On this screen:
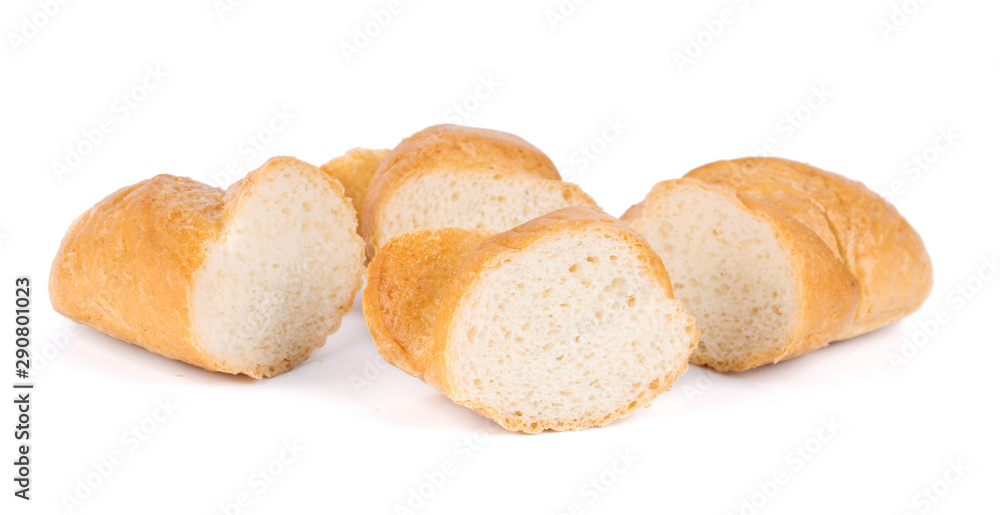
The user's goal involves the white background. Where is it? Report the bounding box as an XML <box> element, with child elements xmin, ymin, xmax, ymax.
<box><xmin>2</xmin><ymin>0</ymin><xmax>998</xmax><ymax>513</ymax></box>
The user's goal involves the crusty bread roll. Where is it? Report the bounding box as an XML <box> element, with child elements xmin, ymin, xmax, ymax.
<box><xmin>321</xmin><ymin>148</ymin><xmax>389</xmax><ymax>218</ymax></box>
<box><xmin>360</xmin><ymin>124</ymin><xmax>599</xmax><ymax>258</ymax></box>
<box><xmin>363</xmin><ymin>206</ymin><xmax>699</xmax><ymax>432</ymax></box>
<box><xmin>49</xmin><ymin>157</ymin><xmax>366</xmax><ymax>378</ymax></box>
<box><xmin>622</xmin><ymin>158</ymin><xmax>932</xmax><ymax>371</ymax></box>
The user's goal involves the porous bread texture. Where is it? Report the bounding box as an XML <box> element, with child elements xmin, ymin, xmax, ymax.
<box><xmin>373</xmin><ymin>171</ymin><xmax>595</xmax><ymax>255</ymax></box>
<box><xmin>447</xmin><ymin>229</ymin><xmax>696</xmax><ymax>431</ymax></box>
<box><xmin>684</xmin><ymin>157</ymin><xmax>933</xmax><ymax>338</ymax></box>
<box><xmin>363</xmin><ymin>206</ymin><xmax>700</xmax><ymax>432</ymax></box>
<box><xmin>622</xmin><ymin>158</ymin><xmax>932</xmax><ymax>371</ymax></box>
<box><xmin>624</xmin><ymin>181</ymin><xmax>795</xmax><ymax>369</ymax></box>
<box><xmin>320</xmin><ymin>148</ymin><xmax>389</xmax><ymax>218</ymax></box>
<box><xmin>49</xmin><ymin>157</ymin><xmax>365</xmax><ymax>378</ymax></box>
<box><xmin>623</xmin><ymin>179</ymin><xmax>855</xmax><ymax>371</ymax></box>
<box><xmin>360</xmin><ymin>124</ymin><xmax>598</xmax><ymax>258</ymax></box>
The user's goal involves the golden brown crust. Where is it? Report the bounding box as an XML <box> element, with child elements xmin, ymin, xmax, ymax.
<box><xmin>49</xmin><ymin>156</ymin><xmax>360</xmax><ymax>378</ymax></box>
<box><xmin>360</xmin><ymin>124</ymin><xmax>579</xmax><ymax>256</ymax></box>
<box><xmin>726</xmin><ymin>194</ymin><xmax>859</xmax><ymax>370</ymax></box>
<box><xmin>320</xmin><ymin>148</ymin><xmax>389</xmax><ymax>218</ymax></box>
<box><xmin>362</xmin><ymin>228</ymin><xmax>490</xmax><ymax>377</ymax></box>
<box><xmin>685</xmin><ymin>158</ymin><xmax>933</xmax><ymax>337</ymax></box>
<box><xmin>363</xmin><ymin>206</ymin><xmax>698</xmax><ymax>432</ymax></box>
<box><xmin>49</xmin><ymin>175</ymin><xmax>224</xmax><ymax>371</ymax></box>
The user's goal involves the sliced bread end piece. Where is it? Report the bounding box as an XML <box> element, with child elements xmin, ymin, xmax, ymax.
<box><xmin>622</xmin><ymin>179</ymin><xmax>858</xmax><ymax>372</ymax></box>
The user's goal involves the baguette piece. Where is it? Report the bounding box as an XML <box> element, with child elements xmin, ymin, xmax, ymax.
<box><xmin>622</xmin><ymin>158</ymin><xmax>932</xmax><ymax>371</ymax></box>
<box><xmin>684</xmin><ymin>158</ymin><xmax>933</xmax><ymax>338</ymax></box>
<box><xmin>364</xmin><ymin>206</ymin><xmax>699</xmax><ymax>432</ymax></box>
<box><xmin>49</xmin><ymin>157</ymin><xmax>366</xmax><ymax>378</ymax></box>
<box><xmin>360</xmin><ymin>124</ymin><xmax>599</xmax><ymax>258</ymax></box>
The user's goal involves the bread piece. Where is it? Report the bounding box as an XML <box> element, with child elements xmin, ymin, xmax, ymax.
<box><xmin>684</xmin><ymin>157</ymin><xmax>933</xmax><ymax>338</ymax></box>
<box><xmin>622</xmin><ymin>179</ymin><xmax>859</xmax><ymax>371</ymax></box>
<box><xmin>360</xmin><ymin>124</ymin><xmax>599</xmax><ymax>258</ymax></box>
<box><xmin>49</xmin><ymin>156</ymin><xmax>366</xmax><ymax>378</ymax></box>
<box><xmin>622</xmin><ymin>158</ymin><xmax>932</xmax><ymax>371</ymax></box>
<box><xmin>320</xmin><ymin>148</ymin><xmax>389</xmax><ymax>217</ymax></box>
<box><xmin>364</xmin><ymin>206</ymin><xmax>699</xmax><ymax>432</ymax></box>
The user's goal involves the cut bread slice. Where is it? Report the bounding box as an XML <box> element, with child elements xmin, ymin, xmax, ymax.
<box><xmin>622</xmin><ymin>179</ymin><xmax>860</xmax><ymax>371</ymax></box>
<box><xmin>320</xmin><ymin>147</ymin><xmax>389</xmax><ymax>219</ymax></box>
<box><xmin>360</xmin><ymin>124</ymin><xmax>598</xmax><ymax>258</ymax></box>
<box><xmin>684</xmin><ymin>157</ymin><xmax>933</xmax><ymax>338</ymax></box>
<box><xmin>623</xmin><ymin>156</ymin><xmax>933</xmax><ymax>371</ymax></box>
<box><xmin>49</xmin><ymin>156</ymin><xmax>366</xmax><ymax>378</ymax></box>
<box><xmin>364</xmin><ymin>206</ymin><xmax>699</xmax><ymax>432</ymax></box>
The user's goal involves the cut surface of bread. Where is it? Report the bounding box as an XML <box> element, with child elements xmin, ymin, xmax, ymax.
<box><xmin>361</xmin><ymin>124</ymin><xmax>598</xmax><ymax>257</ymax></box>
<box><xmin>320</xmin><ymin>147</ymin><xmax>389</xmax><ymax>218</ymax></box>
<box><xmin>364</xmin><ymin>207</ymin><xmax>699</xmax><ymax>432</ymax></box>
<box><xmin>622</xmin><ymin>158</ymin><xmax>932</xmax><ymax>371</ymax></box>
<box><xmin>684</xmin><ymin>157</ymin><xmax>933</xmax><ymax>338</ymax></box>
<box><xmin>623</xmin><ymin>180</ymin><xmax>857</xmax><ymax>371</ymax></box>
<box><xmin>49</xmin><ymin>157</ymin><xmax>365</xmax><ymax>378</ymax></box>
